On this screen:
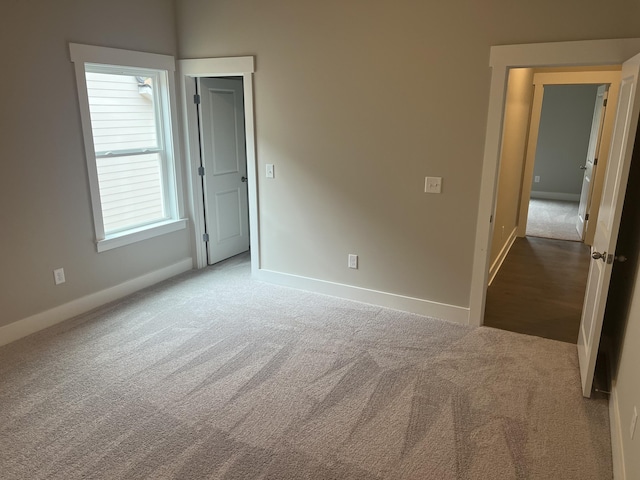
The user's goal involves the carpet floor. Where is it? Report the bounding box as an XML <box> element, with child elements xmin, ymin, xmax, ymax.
<box><xmin>526</xmin><ymin>199</ymin><xmax>581</xmax><ymax>242</ymax></box>
<box><xmin>0</xmin><ymin>254</ymin><xmax>612</xmax><ymax>479</ymax></box>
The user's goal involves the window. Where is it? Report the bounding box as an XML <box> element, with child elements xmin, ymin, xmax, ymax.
<box><xmin>70</xmin><ymin>44</ymin><xmax>186</xmax><ymax>252</ymax></box>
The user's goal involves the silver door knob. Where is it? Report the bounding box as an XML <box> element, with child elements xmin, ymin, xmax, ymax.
<box><xmin>579</xmin><ymin>165</ymin><xmax>588</xmax><ymax>170</ymax></box>
<box><xmin>592</xmin><ymin>251</ymin><xmax>606</xmax><ymax>261</ymax></box>
<box><xmin>241</xmin><ymin>176</ymin><xmax>248</xmax><ymax>183</ymax></box>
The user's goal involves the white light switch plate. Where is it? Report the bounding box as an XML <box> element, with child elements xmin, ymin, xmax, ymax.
<box><xmin>425</xmin><ymin>176</ymin><xmax>442</xmax><ymax>194</ymax></box>
<box><xmin>266</xmin><ymin>164</ymin><xmax>274</xmax><ymax>178</ymax></box>
<box><xmin>53</xmin><ymin>268</ymin><xmax>66</xmax><ymax>285</ymax></box>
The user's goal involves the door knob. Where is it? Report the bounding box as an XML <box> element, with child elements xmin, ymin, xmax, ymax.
<box><xmin>592</xmin><ymin>251</ymin><xmax>606</xmax><ymax>261</ymax></box>
<box><xmin>241</xmin><ymin>176</ymin><xmax>248</xmax><ymax>183</ymax></box>
<box><xmin>579</xmin><ymin>165</ymin><xmax>588</xmax><ymax>170</ymax></box>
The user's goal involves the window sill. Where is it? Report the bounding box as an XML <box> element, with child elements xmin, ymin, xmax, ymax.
<box><xmin>96</xmin><ymin>218</ymin><xmax>188</xmax><ymax>253</ymax></box>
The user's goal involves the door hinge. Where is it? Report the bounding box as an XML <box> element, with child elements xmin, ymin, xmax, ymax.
<box><xmin>490</xmin><ymin>214</ymin><xmax>493</xmax><ymax>223</ymax></box>
<box><xmin>198</xmin><ymin>166</ymin><xmax>205</xmax><ymax>176</ymax></box>
<box><xmin>585</xmin><ymin>213</ymin><xmax>590</xmax><ymax>221</ymax></box>
<box><xmin>603</xmin><ymin>98</ymin><xmax>608</xmax><ymax>107</ymax></box>
<box><xmin>594</xmin><ymin>158</ymin><xmax>598</xmax><ymax>166</ymax></box>
<box><xmin>203</xmin><ymin>233</ymin><xmax>209</xmax><ymax>242</ymax></box>
<box><xmin>194</xmin><ymin>94</ymin><xmax>201</xmax><ymax>104</ymax></box>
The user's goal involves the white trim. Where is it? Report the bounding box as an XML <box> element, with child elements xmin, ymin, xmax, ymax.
<box><xmin>529</xmin><ymin>191</ymin><xmax>581</xmax><ymax>202</ymax></box>
<box><xmin>0</xmin><ymin>258</ymin><xmax>193</xmax><ymax>347</ymax></box>
<box><xmin>470</xmin><ymin>38</ymin><xmax>640</xmax><ymax>327</ymax></box>
<box><xmin>488</xmin><ymin>227</ymin><xmax>517</xmax><ymax>286</ymax></box>
<box><xmin>69</xmin><ymin>43</ymin><xmax>185</xmax><ymax>251</ymax></box>
<box><xmin>178</xmin><ymin>57</ymin><xmax>259</xmax><ymax>272</ymax></box>
<box><xmin>179</xmin><ymin>56</ymin><xmax>254</xmax><ymax>76</ymax></box>
<box><xmin>69</xmin><ymin>43</ymin><xmax>175</xmax><ymax>71</ymax></box>
<box><xmin>96</xmin><ymin>218</ymin><xmax>188</xmax><ymax>252</ymax></box>
<box><xmin>256</xmin><ymin>269</ymin><xmax>470</xmax><ymax>324</ymax></box>
<box><xmin>609</xmin><ymin>382</ymin><xmax>627</xmax><ymax>480</ymax></box>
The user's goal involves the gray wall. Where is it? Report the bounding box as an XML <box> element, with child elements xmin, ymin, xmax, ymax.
<box><xmin>0</xmin><ymin>0</ymin><xmax>191</xmax><ymax>328</ymax></box>
<box><xmin>532</xmin><ymin>84</ymin><xmax>599</xmax><ymax>197</ymax></box>
<box><xmin>491</xmin><ymin>69</ymin><xmax>534</xmax><ymax>269</ymax></box>
<box><xmin>176</xmin><ymin>0</ymin><xmax>640</xmax><ymax>309</ymax></box>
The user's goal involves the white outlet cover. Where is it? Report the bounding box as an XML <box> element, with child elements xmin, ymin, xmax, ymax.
<box><xmin>348</xmin><ymin>254</ymin><xmax>358</xmax><ymax>269</ymax></box>
<box><xmin>424</xmin><ymin>176</ymin><xmax>442</xmax><ymax>194</ymax></box>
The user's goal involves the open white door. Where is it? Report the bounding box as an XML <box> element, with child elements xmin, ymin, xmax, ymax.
<box><xmin>197</xmin><ymin>77</ymin><xmax>250</xmax><ymax>265</ymax></box>
<box><xmin>576</xmin><ymin>85</ymin><xmax>608</xmax><ymax>240</ymax></box>
<box><xmin>578</xmin><ymin>53</ymin><xmax>640</xmax><ymax>397</ymax></box>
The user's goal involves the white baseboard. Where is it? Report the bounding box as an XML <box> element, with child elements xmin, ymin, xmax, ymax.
<box><xmin>610</xmin><ymin>382</ymin><xmax>627</xmax><ymax>480</ymax></box>
<box><xmin>488</xmin><ymin>227</ymin><xmax>517</xmax><ymax>286</ymax></box>
<box><xmin>0</xmin><ymin>258</ymin><xmax>193</xmax><ymax>347</ymax></box>
<box><xmin>255</xmin><ymin>269</ymin><xmax>470</xmax><ymax>324</ymax></box>
<box><xmin>530</xmin><ymin>191</ymin><xmax>580</xmax><ymax>202</ymax></box>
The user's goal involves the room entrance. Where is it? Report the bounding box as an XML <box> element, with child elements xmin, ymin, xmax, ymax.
<box><xmin>485</xmin><ymin>69</ymin><xmax>621</xmax><ymax>345</ymax></box>
<box><xmin>196</xmin><ymin>76</ymin><xmax>250</xmax><ymax>265</ymax></box>
<box><xmin>471</xmin><ymin>40</ymin><xmax>640</xmax><ymax>398</ymax></box>
<box><xmin>179</xmin><ymin>56</ymin><xmax>259</xmax><ymax>273</ymax></box>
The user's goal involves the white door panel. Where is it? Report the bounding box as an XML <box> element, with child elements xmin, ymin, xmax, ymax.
<box><xmin>578</xmin><ymin>54</ymin><xmax>640</xmax><ymax>397</ymax></box>
<box><xmin>198</xmin><ymin>77</ymin><xmax>249</xmax><ymax>264</ymax></box>
<box><xmin>215</xmin><ymin>189</ymin><xmax>243</xmax><ymax>242</ymax></box>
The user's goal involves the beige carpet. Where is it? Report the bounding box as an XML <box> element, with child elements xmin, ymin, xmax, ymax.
<box><xmin>526</xmin><ymin>198</ymin><xmax>581</xmax><ymax>242</ymax></box>
<box><xmin>0</xmin><ymin>254</ymin><xmax>612</xmax><ymax>479</ymax></box>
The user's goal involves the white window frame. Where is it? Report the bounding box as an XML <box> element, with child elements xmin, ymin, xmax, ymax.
<box><xmin>70</xmin><ymin>43</ymin><xmax>186</xmax><ymax>252</ymax></box>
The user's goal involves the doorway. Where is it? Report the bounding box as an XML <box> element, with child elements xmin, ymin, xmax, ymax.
<box><xmin>471</xmin><ymin>40</ymin><xmax>640</xmax><ymax>401</ymax></box>
<box><xmin>178</xmin><ymin>56</ymin><xmax>260</xmax><ymax>273</ymax></box>
<box><xmin>515</xmin><ymin>69</ymin><xmax>621</xmax><ymax>247</ymax></box>
<box><xmin>525</xmin><ymin>84</ymin><xmax>603</xmax><ymax>243</ymax></box>
<box><xmin>196</xmin><ymin>76</ymin><xmax>250</xmax><ymax>265</ymax></box>
<box><xmin>485</xmin><ymin>68</ymin><xmax>621</xmax><ymax>343</ymax></box>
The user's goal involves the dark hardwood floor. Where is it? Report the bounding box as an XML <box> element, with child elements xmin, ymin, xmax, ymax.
<box><xmin>484</xmin><ymin>236</ymin><xmax>591</xmax><ymax>344</ymax></box>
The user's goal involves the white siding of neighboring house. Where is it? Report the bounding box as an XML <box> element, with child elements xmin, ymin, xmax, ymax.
<box><xmin>86</xmin><ymin>72</ymin><xmax>165</xmax><ymax>233</ymax></box>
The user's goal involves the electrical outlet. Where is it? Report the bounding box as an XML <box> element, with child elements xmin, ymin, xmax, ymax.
<box><xmin>348</xmin><ymin>254</ymin><xmax>358</xmax><ymax>269</ymax></box>
<box><xmin>424</xmin><ymin>176</ymin><xmax>442</xmax><ymax>194</ymax></box>
<box><xmin>266</xmin><ymin>164</ymin><xmax>274</xmax><ymax>178</ymax></box>
<box><xmin>631</xmin><ymin>406</ymin><xmax>638</xmax><ymax>440</ymax></box>
<box><xmin>53</xmin><ymin>268</ymin><xmax>66</xmax><ymax>285</ymax></box>
<box><xmin>534</xmin><ymin>175</ymin><xmax>541</xmax><ymax>183</ymax></box>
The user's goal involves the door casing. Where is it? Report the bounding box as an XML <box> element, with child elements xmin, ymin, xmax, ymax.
<box><xmin>178</xmin><ymin>57</ymin><xmax>259</xmax><ymax>272</ymax></box>
<box><xmin>470</xmin><ymin>38</ymin><xmax>640</xmax><ymax>327</ymax></box>
<box><xmin>516</xmin><ymin>70</ymin><xmax>620</xmax><ymax>244</ymax></box>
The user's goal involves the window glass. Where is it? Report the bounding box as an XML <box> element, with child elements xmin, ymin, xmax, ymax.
<box><xmin>84</xmin><ymin>68</ymin><xmax>169</xmax><ymax>235</ymax></box>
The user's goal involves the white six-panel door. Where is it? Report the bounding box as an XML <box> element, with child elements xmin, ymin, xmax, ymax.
<box><xmin>578</xmin><ymin>53</ymin><xmax>640</xmax><ymax>397</ymax></box>
<box><xmin>197</xmin><ymin>77</ymin><xmax>250</xmax><ymax>265</ymax></box>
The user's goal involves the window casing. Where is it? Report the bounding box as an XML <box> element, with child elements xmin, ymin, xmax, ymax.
<box><xmin>70</xmin><ymin>44</ymin><xmax>186</xmax><ymax>252</ymax></box>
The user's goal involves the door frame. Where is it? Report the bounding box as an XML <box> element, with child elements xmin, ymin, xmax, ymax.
<box><xmin>516</xmin><ymin>70</ymin><xmax>620</xmax><ymax>243</ymax></box>
<box><xmin>469</xmin><ymin>39</ymin><xmax>640</xmax><ymax>327</ymax></box>
<box><xmin>178</xmin><ymin>57</ymin><xmax>259</xmax><ymax>272</ymax></box>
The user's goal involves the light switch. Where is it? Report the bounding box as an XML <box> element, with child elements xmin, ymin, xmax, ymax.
<box><xmin>266</xmin><ymin>164</ymin><xmax>274</xmax><ymax>178</ymax></box>
<box><xmin>425</xmin><ymin>176</ymin><xmax>442</xmax><ymax>194</ymax></box>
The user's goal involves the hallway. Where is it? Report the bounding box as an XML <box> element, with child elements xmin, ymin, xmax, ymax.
<box><xmin>484</xmin><ymin>237</ymin><xmax>591</xmax><ymax>343</ymax></box>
